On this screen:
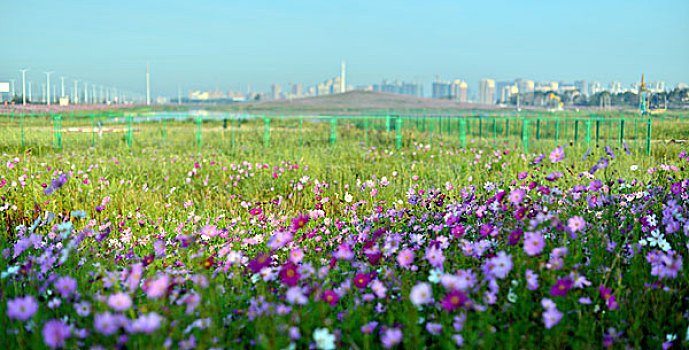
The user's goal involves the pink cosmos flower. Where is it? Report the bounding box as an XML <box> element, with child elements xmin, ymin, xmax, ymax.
<box><xmin>549</xmin><ymin>147</ymin><xmax>565</xmax><ymax>163</ymax></box>
<box><xmin>543</xmin><ymin>307</ymin><xmax>563</xmax><ymax>329</ymax></box>
<box><xmin>524</xmin><ymin>232</ymin><xmax>545</xmax><ymax>256</ymax></box>
<box><xmin>409</xmin><ymin>282</ymin><xmax>433</xmax><ymax>306</ymax></box>
<box><xmin>424</xmin><ymin>246</ymin><xmax>445</xmax><ymax>268</ymax></box>
<box><xmin>567</xmin><ymin>216</ymin><xmax>586</xmax><ymax>233</ymax></box>
<box><xmin>396</xmin><ymin>249</ymin><xmax>414</xmax><ymax>268</ymax></box>
<box><xmin>107</xmin><ymin>293</ymin><xmax>132</xmax><ymax>311</ymax></box>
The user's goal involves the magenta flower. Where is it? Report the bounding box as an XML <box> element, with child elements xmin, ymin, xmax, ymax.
<box><xmin>42</xmin><ymin>319</ymin><xmax>71</xmax><ymax>348</ymax></box>
<box><xmin>550</xmin><ymin>278</ymin><xmax>573</xmax><ymax>297</ymax></box>
<box><xmin>291</xmin><ymin>213</ymin><xmax>310</xmax><ymax>231</ymax></box>
<box><xmin>354</xmin><ymin>273</ymin><xmax>371</xmax><ymax>289</ymax></box>
<box><xmin>441</xmin><ymin>290</ymin><xmax>467</xmax><ymax>311</ymax></box>
<box><xmin>322</xmin><ymin>290</ymin><xmax>339</xmax><ymax>306</ymax></box>
<box><xmin>279</xmin><ymin>263</ymin><xmax>301</xmax><ymax>287</ymax></box>
<box><xmin>7</xmin><ymin>295</ymin><xmax>38</xmax><ymax>321</ymax></box>
<box><xmin>248</xmin><ymin>253</ymin><xmax>272</xmax><ymax>273</ymax></box>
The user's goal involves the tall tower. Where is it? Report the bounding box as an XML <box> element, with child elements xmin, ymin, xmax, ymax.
<box><xmin>146</xmin><ymin>63</ymin><xmax>151</xmax><ymax>105</ymax></box>
<box><xmin>340</xmin><ymin>61</ymin><xmax>346</xmax><ymax>93</ymax></box>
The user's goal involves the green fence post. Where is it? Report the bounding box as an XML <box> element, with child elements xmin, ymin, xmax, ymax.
<box><xmin>263</xmin><ymin>117</ymin><xmax>270</xmax><ymax>147</ymax></box>
<box><xmin>634</xmin><ymin>119</ymin><xmax>638</xmax><ymax>149</ymax></box>
<box><xmin>91</xmin><ymin>113</ymin><xmax>95</xmax><ymax>148</ymax></box>
<box><xmin>364</xmin><ymin>118</ymin><xmax>369</xmax><ymax>145</ymax></box>
<box><xmin>54</xmin><ymin>115</ymin><xmax>62</xmax><ymax>149</ymax></box>
<box><xmin>395</xmin><ymin>117</ymin><xmax>402</xmax><ymax>149</ymax></box>
<box><xmin>127</xmin><ymin>115</ymin><xmax>133</xmax><ymax>148</ymax></box>
<box><xmin>595</xmin><ymin>120</ymin><xmax>600</xmax><ymax>145</ymax></box>
<box><xmin>585</xmin><ymin>120</ymin><xmax>592</xmax><ymax>146</ymax></box>
<box><xmin>196</xmin><ymin>117</ymin><xmax>203</xmax><ymax>150</ymax></box>
<box><xmin>505</xmin><ymin>119</ymin><xmax>510</xmax><ymax>138</ymax></box>
<box><xmin>430</xmin><ymin>117</ymin><xmax>434</xmax><ymax>144</ymax></box>
<box><xmin>619</xmin><ymin>120</ymin><xmax>625</xmax><ymax>145</ymax></box>
<box><xmin>554</xmin><ymin>119</ymin><xmax>560</xmax><ymax>144</ymax></box>
<box><xmin>385</xmin><ymin>115</ymin><xmax>391</xmax><ymax>132</ymax></box>
<box><xmin>479</xmin><ymin>117</ymin><xmax>483</xmax><ymax>139</ymax></box>
<box><xmin>574</xmin><ymin>120</ymin><xmax>579</xmax><ymax>142</ymax></box>
<box><xmin>330</xmin><ymin>118</ymin><xmax>337</xmax><ymax>146</ymax></box>
<box><xmin>492</xmin><ymin>118</ymin><xmax>497</xmax><ymax>146</ymax></box>
<box><xmin>522</xmin><ymin>119</ymin><xmax>530</xmax><ymax>153</ymax></box>
<box><xmin>297</xmin><ymin>115</ymin><xmax>303</xmax><ymax>147</ymax></box>
<box><xmin>231</xmin><ymin>117</ymin><xmax>235</xmax><ymax>149</ymax></box>
<box><xmin>20</xmin><ymin>113</ymin><xmax>24</xmax><ymax>148</ymax></box>
<box><xmin>459</xmin><ymin>118</ymin><xmax>467</xmax><ymax>148</ymax></box>
<box><xmin>536</xmin><ymin>119</ymin><xmax>541</xmax><ymax>140</ymax></box>
<box><xmin>646</xmin><ymin>118</ymin><xmax>652</xmax><ymax>156</ymax></box>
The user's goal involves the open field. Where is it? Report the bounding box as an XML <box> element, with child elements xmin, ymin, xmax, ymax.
<box><xmin>1</xmin><ymin>106</ymin><xmax>688</xmax><ymax>349</ymax></box>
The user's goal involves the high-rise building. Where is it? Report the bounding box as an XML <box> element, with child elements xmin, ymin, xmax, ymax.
<box><xmin>574</xmin><ymin>80</ymin><xmax>589</xmax><ymax>96</ymax></box>
<box><xmin>271</xmin><ymin>83</ymin><xmax>281</xmax><ymax>100</ymax></box>
<box><xmin>479</xmin><ymin>79</ymin><xmax>495</xmax><ymax>104</ymax></box>
<box><xmin>291</xmin><ymin>84</ymin><xmax>303</xmax><ymax>97</ymax></box>
<box><xmin>431</xmin><ymin>80</ymin><xmax>466</xmax><ymax>101</ymax></box>
<box><xmin>610</xmin><ymin>82</ymin><xmax>622</xmax><ymax>94</ymax></box>
<box><xmin>373</xmin><ymin>80</ymin><xmax>422</xmax><ymax>97</ymax></box>
<box><xmin>516</xmin><ymin>79</ymin><xmax>534</xmax><ymax>94</ymax></box>
<box><xmin>591</xmin><ymin>81</ymin><xmax>601</xmax><ymax>94</ymax></box>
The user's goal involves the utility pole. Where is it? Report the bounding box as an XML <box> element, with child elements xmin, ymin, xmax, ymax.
<box><xmin>73</xmin><ymin>80</ymin><xmax>79</xmax><ymax>104</ymax></box>
<box><xmin>20</xmin><ymin>69</ymin><xmax>28</xmax><ymax>105</ymax></box>
<box><xmin>146</xmin><ymin>63</ymin><xmax>151</xmax><ymax>105</ymax></box>
<box><xmin>44</xmin><ymin>72</ymin><xmax>52</xmax><ymax>105</ymax></box>
<box><xmin>84</xmin><ymin>82</ymin><xmax>89</xmax><ymax>104</ymax></box>
<box><xmin>28</xmin><ymin>81</ymin><xmax>32</xmax><ymax>102</ymax></box>
<box><xmin>60</xmin><ymin>77</ymin><xmax>65</xmax><ymax>98</ymax></box>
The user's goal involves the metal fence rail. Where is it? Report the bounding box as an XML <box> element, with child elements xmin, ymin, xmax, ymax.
<box><xmin>1</xmin><ymin>110</ymin><xmax>687</xmax><ymax>155</ymax></box>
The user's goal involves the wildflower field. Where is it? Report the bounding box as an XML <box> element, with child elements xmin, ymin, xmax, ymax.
<box><xmin>1</xmin><ymin>112</ymin><xmax>689</xmax><ymax>349</ymax></box>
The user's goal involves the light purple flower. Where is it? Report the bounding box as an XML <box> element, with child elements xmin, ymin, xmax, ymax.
<box><xmin>7</xmin><ymin>295</ymin><xmax>38</xmax><ymax>321</ymax></box>
<box><xmin>42</xmin><ymin>319</ymin><xmax>71</xmax><ymax>348</ymax></box>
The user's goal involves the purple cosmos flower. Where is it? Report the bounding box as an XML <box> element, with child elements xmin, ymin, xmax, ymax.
<box><xmin>54</xmin><ymin>276</ymin><xmax>77</xmax><ymax>298</ymax></box>
<box><xmin>550</xmin><ymin>278</ymin><xmax>573</xmax><ymax>297</ymax></box>
<box><xmin>508</xmin><ymin>189</ymin><xmax>526</xmax><ymax>205</ymax></box>
<box><xmin>543</xmin><ymin>307</ymin><xmax>563</xmax><ymax>329</ymax></box>
<box><xmin>524</xmin><ymin>232</ymin><xmax>545</xmax><ymax>256</ymax></box>
<box><xmin>7</xmin><ymin>295</ymin><xmax>38</xmax><ymax>321</ymax></box>
<box><xmin>441</xmin><ymin>290</ymin><xmax>467</xmax><ymax>311</ymax></box>
<box><xmin>107</xmin><ymin>293</ymin><xmax>132</xmax><ymax>311</ymax></box>
<box><xmin>42</xmin><ymin>319</ymin><xmax>71</xmax><ymax>348</ymax></box>
<box><xmin>567</xmin><ymin>216</ymin><xmax>586</xmax><ymax>233</ymax></box>
<box><xmin>381</xmin><ymin>328</ymin><xmax>403</xmax><ymax>348</ymax></box>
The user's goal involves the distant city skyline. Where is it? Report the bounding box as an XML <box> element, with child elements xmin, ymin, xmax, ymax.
<box><xmin>2</xmin><ymin>0</ymin><xmax>688</xmax><ymax>98</ymax></box>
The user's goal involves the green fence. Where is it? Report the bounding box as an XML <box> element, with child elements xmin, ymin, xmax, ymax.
<box><xmin>1</xmin><ymin>111</ymin><xmax>687</xmax><ymax>156</ymax></box>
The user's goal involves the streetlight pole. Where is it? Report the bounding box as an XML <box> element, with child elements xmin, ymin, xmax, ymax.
<box><xmin>20</xmin><ymin>69</ymin><xmax>28</xmax><ymax>105</ymax></box>
<box><xmin>44</xmin><ymin>72</ymin><xmax>52</xmax><ymax>106</ymax></box>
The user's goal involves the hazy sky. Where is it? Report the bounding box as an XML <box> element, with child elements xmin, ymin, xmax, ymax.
<box><xmin>2</xmin><ymin>0</ymin><xmax>688</xmax><ymax>97</ymax></box>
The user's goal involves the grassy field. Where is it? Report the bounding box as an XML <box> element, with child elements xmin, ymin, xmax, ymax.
<box><xmin>1</xmin><ymin>106</ymin><xmax>688</xmax><ymax>349</ymax></box>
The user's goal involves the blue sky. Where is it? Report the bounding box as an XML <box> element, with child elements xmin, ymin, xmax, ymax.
<box><xmin>1</xmin><ymin>0</ymin><xmax>688</xmax><ymax>97</ymax></box>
